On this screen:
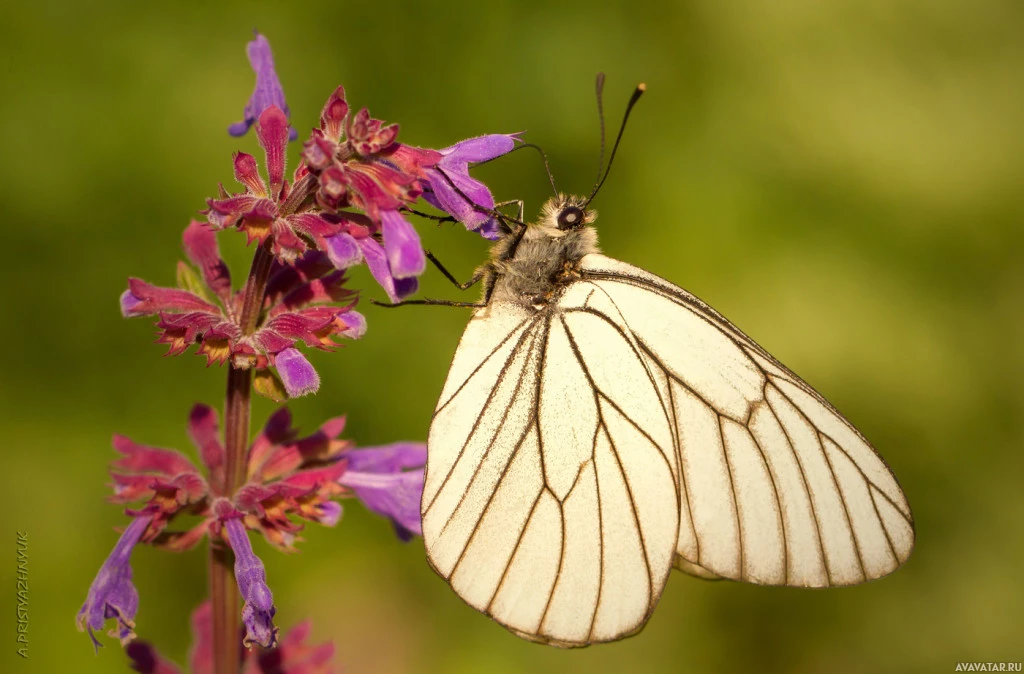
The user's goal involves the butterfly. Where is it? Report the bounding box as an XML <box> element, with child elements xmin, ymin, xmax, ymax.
<box><xmin>412</xmin><ymin>81</ymin><xmax>915</xmax><ymax>648</ymax></box>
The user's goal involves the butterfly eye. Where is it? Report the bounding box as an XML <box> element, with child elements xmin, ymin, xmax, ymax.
<box><xmin>556</xmin><ymin>206</ymin><xmax>586</xmax><ymax>230</ymax></box>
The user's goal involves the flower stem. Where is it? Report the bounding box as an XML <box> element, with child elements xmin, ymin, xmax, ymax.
<box><xmin>209</xmin><ymin>536</ymin><xmax>240</xmax><ymax>674</ymax></box>
<box><xmin>211</xmin><ymin>239</ymin><xmax>275</xmax><ymax>674</ymax></box>
<box><xmin>239</xmin><ymin>243</ymin><xmax>277</xmax><ymax>337</ymax></box>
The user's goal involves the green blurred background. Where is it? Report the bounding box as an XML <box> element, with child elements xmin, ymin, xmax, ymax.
<box><xmin>2</xmin><ymin>0</ymin><xmax>1022</xmax><ymax>672</ymax></box>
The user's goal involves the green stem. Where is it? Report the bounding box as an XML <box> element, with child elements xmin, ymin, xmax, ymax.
<box><xmin>210</xmin><ymin>240</ymin><xmax>274</xmax><ymax>674</ymax></box>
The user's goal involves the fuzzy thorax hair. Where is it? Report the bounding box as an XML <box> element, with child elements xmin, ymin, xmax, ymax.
<box><xmin>483</xmin><ymin>194</ymin><xmax>602</xmax><ymax>306</ymax></box>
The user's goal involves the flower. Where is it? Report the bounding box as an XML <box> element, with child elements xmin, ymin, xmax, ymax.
<box><xmin>321</xmin><ymin>229</ymin><xmax>417</xmax><ymax>303</ymax></box>
<box><xmin>120</xmin><ymin>219</ymin><xmax>362</xmax><ymax>398</ymax></box>
<box><xmin>228</xmin><ymin>32</ymin><xmax>298</xmax><ymax>141</ymax></box>
<box><xmin>216</xmin><ymin>42</ymin><xmax>519</xmax><ymax>301</ymax></box>
<box><xmin>88</xmin><ymin>404</ymin><xmax>426</xmax><ymax>652</ymax></box>
<box><xmin>338</xmin><ymin>443</ymin><xmax>427</xmax><ymax>540</ymax></box>
<box><xmin>126</xmin><ymin>601</ymin><xmax>335</xmax><ymax>674</ymax></box>
<box><xmin>105</xmin><ymin>405</ymin><xmax>425</xmax><ymax>554</ymax></box>
<box><xmin>275</xmin><ymin>347</ymin><xmax>320</xmax><ymax>397</ymax></box>
<box><xmin>298</xmin><ymin>87</ymin><xmax>441</xmax><ymax>300</ymax></box>
<box><xmin>223</xmin><ymin>516</ymin><xmax>278</xmax><ymax>648</ymax></box>
<box><xmin>212</xmin><ymin>106</ymin><xmax>345</xmax><ymax>262</ymax></box>
<box><xmin>77</xmin><ymin>516</ymin><xmax>152</xmax><ymax>651</ymax></box>
<box><xmin>424</xmin><ymin>134</ymin><xmax>522</xmax><ymax>240</ymax></box>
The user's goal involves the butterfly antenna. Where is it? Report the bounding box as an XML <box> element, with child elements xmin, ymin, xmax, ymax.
<box><xmin>585</xmin><ymin>80</ymin><xmax>646</xmax><ymax>207</ymax></box>
<box><xmin>591</xmin><ymin>73</ymin><xmax>607</xmax><ymax>196</ymax></box>
<box><xmin>469</xmin><ymin>141</ymin><xmax>557</xmax><ymax>195</ymax></box>
<box><xmin>524</xmin><ymin>143</ymin><xmax>559</xmax><ymax>196</ymax></box>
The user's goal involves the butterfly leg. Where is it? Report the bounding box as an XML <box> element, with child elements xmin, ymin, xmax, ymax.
<box><xmin>425</xmin><ymin>250</ymin><xmax>484</xmax><ymax>291</ymax></box>
<box><xmin>373</xmin><ymin>252</ymin><xmax>495</xmax><ymax>309</ymax></box>
<box><xmin>494</xmin><ymin>199</ymin><xmax>525</xmax><ymax>223</ymax></box>
<box><xmin>430</xmin><ymin>168</ymin><xmax>528</xmax><ymax>229</ymax></box>
<box><xmin>370</xmin><ymin>298</ymin><xmax>487</xmax><ymax>309</ymax></box>
<box><xmin>402</xmin><ymin>208</ymin><xmax>457</xmax><ymax>224</ymax></box>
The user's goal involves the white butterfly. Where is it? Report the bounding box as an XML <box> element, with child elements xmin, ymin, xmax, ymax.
<box><xmin>417</xmin><ymin>191</ymin><xmax>915</xmax><ymax>647</ymax></box>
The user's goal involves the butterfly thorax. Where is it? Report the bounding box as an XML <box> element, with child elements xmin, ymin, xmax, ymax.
<box><xmin>486</xmin><ymin>195</ymin><xmax>600</xmax><ymax>309</ymax></box>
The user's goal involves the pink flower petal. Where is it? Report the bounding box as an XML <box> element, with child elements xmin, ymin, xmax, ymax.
<box><xmin>256</xmin><ymin>106</ymin><xmax>289</xmax><ymax>196</ymax></box>
<box><xmin>181</xmin><ymin>221</ymin><xmax>232</xmax><ymax>304</ymax></box>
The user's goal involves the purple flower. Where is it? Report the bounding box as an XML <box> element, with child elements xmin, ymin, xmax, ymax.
<box><xmin>224</xmin><ymin>517</ymin><xmax>279</xmax><ymax>649</ymax></box>
<box><xmin>357</xmin><ymin>236</ymin><xmax>418</xmax><ymax>303</ymax></box>
<box><xmin>339</xmin><ymin>443</ymin><xmax>427</xmax><ymax>540</ymax></box>
<box><xmin>321</xmin><ymin>232</ymin><xmax>419</xmax><ymax>303</ymax></box>
<box><xmin>338</xmin><ymin>309</ymin><xmax>366</xmax><ymax>339</ymax></box>
<box><xmin>275</xmin><ymin>348</ymin><xmax>320</xmax><ymax>398</ymax></box>
<box><xmin>228</xmin><ymin>32</ymin><xmax>298</xmax><ymax>141</ymax></box>
<box><xmin>77</xmin><ymin>516</ymin><xmax>152</xmax><ymax>651</ymax></box>
<box><xmin>121</xmin><ymin>220</ymin><xmax>362</xmax><ymax>400</ymax></box>
<box><xmin>301</xmin><ymin>87</ymin><xmax>440</xmax><ymax>220</ymax></box>
<box><xmin>212</xmin><ymin>108</ymin><xmax>346</xmax><ymax>261</ymax></box>
<box><xmin>425</xmin><ymin>134</ymin><xmax>521</xmax><ymax>240</ymax></box>
<box><xmin>323</xmin><ymin>231</ymin><xmax>362</xmax><ymax>269</ymax></box>
<box><xmin>108</xmin><ymin>406</ymin><xmax>351</xmax><ymax>555</ymax></box>
<box><xmin>380</xmin><ymin>209</ymin><xmax>426</xmax><ymax>279</ymax></box>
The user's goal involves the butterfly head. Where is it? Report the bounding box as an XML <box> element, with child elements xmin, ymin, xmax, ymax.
<box><xmin>536</xmin><ymin>194</ymin><xmax>597</xmax><ymax>236</ymax></box>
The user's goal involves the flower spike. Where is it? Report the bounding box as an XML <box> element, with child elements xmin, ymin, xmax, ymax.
<box><xmin>92</xmin><ymin>30</ymin><xmax>526</xmax><ymax>669</ymax></box>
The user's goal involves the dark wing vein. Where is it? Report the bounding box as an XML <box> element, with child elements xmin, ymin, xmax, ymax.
<box><xmin>487</xmin><ymin>487</ymin><xmax>544</xmax><ymax>615</ymax></box>
<box><xmin>559</xmin><ymin>316</ymin><xmax>655</xmax><ymax>602</ymax></box>
<box><xmin>588</xmin><ymin>428</ymin><xmax>605</xmax><ymax>641</ymax></box>
<box><xmin>868</xmin><ymin>485</ymin><xmax>901</xmax><ymax>565</ymax></box>
<box><xmin>433</xmin><ymin>313</ymin><xmax>535</xmax><ymax>417</ymax></box>
<box><xmin>448</xmin><ymin>406</ymin><xmax>538</xmax><ymax>583</ymax></box>
<box><xmin>437</xmin><ymin>328</ymin><xmax>540</xmax><ymax>539</ymax></box>
<box><xmin>538</xmin><ymin>489</ymin><xmax>567</xmax><ymax>632</ymax></box>
<box><xmin>717</xmin><ymin>415</ymin><xmax>744</xmax><ymax>580</ymax></box>
<box><xmin>602</xmin><ymin>422</ymin><xmax>653</xmax><ymax>603</ymax></box>
<box><xmin>536</xmin><ymin>317</ymin><xmax>552</xmax><ymax>492</ymax></box>
<box><xmin>817</xmin><ymin>431</ymin><xmax>868</xmax><ymax>582</ymax></box>
<box><xmin>635</xmin><ymin>339</ymin><xmax>722</xmax><ymax>420</ymax></box>
<box><xmin>665</xmin><ymin>358</ymin><xmax>700</xmax><ymax>564</ymax></box>
<box><xmin>745</xmin><ymin>421</ymin><xmax>789</xmax><ymax>584</ymax></box>
<box><xmin>764</xmin><ymin>387</ymin><xmax>831</xmax><ymax>584</ymax></box>
<box><xmin>426</xmin><ymin>317</ymin><xmax>539</xmax><ymax>514</ymax></box>
<box><xmin>559</xmin><ymin>308</ymin><xmax>677</xmax><ymax>486</ymax></box>
<box><xmin>770</xmin><ymin>378</ymin><xmax>913</xmax><ymax>527</ymax></box>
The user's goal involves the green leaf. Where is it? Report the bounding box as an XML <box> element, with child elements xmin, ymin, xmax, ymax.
<box><xmin>176</xmin><ymin>261</ymin><xmax>215</xmax><ymax>304</ymax></box>
<box><xmin>254</xmin><ymin>368</ymin><xmax>288</xmax><ymax>403</ymax></box>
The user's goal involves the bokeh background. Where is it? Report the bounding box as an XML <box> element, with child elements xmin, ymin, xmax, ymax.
<box><xmin>2</xmin><ymin>0</ymin><xmax>1022</xmax><ymax>672</ymax></box>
